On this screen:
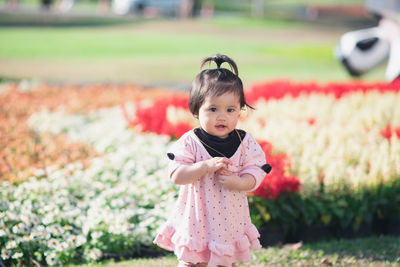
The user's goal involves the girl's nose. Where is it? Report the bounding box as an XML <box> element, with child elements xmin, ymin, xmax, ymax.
<box><xmin>217</xmin><ymin>112</ymin><xmax>226</xmax><ymax>120</ymax></box>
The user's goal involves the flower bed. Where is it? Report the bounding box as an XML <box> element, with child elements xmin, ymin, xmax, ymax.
<box><xmin>1</xmin><ymin>80</ymin><xmax>400</xmax><ymax>266</ymax></box>
<box><xmin>1</xmin><ymin>83</ymin><xmax>177</xmax><ymax>265</ymax></box>
<box><xmin>127</xmin><ymin>79</ymin><xmax>400</xmax><ymax>238</ymax></box>
<box><xmin>0</xmin><ymin>83</ymin><xmax>169</xmax><ymax>184</ymax></box>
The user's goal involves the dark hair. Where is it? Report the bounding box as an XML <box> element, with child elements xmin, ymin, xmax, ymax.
<box><xmin>188</xmin><ymin>53</ymin><xmax>254</xmax><ymax>115</ymax></box>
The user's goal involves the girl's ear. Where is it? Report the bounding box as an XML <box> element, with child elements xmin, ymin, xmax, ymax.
<box><xmin>193</xmin><ymin>113</ymin><xmax>199</xmax><ymax>119</ymax></box>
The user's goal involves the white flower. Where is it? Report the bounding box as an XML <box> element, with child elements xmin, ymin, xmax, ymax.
<box><xmin>75</xmin><ymin>235</ymin><xmax>87</xmax><ymax>247</ymax></box>
<box><xmin>86</xmin><ymin>248</ymin><xmax>102</xmax><ymax>261</ymax></box>
<box><xmin>6</xmin><ymin>240</ymin><xmax>17</xmax><ymax>250</ymax></box>
<box><xmin>48</xmin><ymin>238</ymin><xmax>60</xmax><ymax>249</ymax></box>
<box><xmin>0</xmin><ymin>227</ymin><xmax>7</xmax><ymax>237</ymax></box>
<box><xmin>23</xmin><ymin>234</ymin><xmax>34</xmax><ymax>241</ymax></box>
<box><xmin>140</xmin><ymin>234</ymin><xmax>153</xmax><ymax>246</ymax></box>
<box><xmin>39</xmin><ymin>231</ymin><xmax>51</xmax><ymax>240</ymax></box>
<box><xmin>63</xmin><ymin>224</ymin><xmax>72</xmax><ymax>231</ymax></box>
<box><xmin>1</xmin><ymin>249</ymin><xmax>12</xmax><ymax>259</ymax></box>
<box><xmin>49</xmin><ymin>225</ymin><xmax>64</xmax><ymax>236</ymax></box>
<box><xmin>55</xmin><ymin>241</ymin><xmax>70</xmax><ymax>252</ymax></box>
<box><xmin>42</xmin><ymin>214</ymin><xmax>55</xmax><ymax>225</ymax></box>
<box><xmin>11</xmin><ymin>252</ymin><xmax>23</xmax><ymax>259</ymax></box>
<box><xmin>45</xmin><ymin>251</ymin><xmax>58</xmax><ymax>266</ymax></box>
<box><xmin>12</xmin><ymin>223</ymin><xmax>29</xmax><ymax>234</ymax></box>
<box><xmin>30</xmin><ymin>229</ymin><xmax>40</xmax><ymax>238</ymax></box>
<box><xmin>90</xmin><ymin>231</ymin><xmax>103</xmax><ymax>242</ymax></box>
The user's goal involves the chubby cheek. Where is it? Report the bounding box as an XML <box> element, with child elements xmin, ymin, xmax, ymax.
<box><xmin>198</xmin><ymin>115</ymin><xmax>210</xmax><ymax>128</ymax></box>
<box><xmin>230</xmin><ymin>114</ymin><xmax>240</xmax><ymax>124</ymax></box>
<box><xmin>200</xmin><ymin>112</ymin><xmax>213</xmax><ymax>122</ymax></box>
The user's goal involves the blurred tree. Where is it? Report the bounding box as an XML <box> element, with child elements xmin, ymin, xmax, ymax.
<box><xmin>180</xmin><ymin>0</ymin><xmax>202</xmax><ymax>18</ymax></box>
<box><xmin>41</xmin><ymin>0</ymin><xmax>53</xmax><ymax>10</ymax></box>
<box><xmin>251</xmin><ymin>0</ymin><xmax>265</xmax><ymax>17</ymax></box>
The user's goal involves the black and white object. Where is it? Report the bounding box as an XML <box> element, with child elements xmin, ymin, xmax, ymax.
<box><xmin>335</xmin><ymin>0</ymin><xmax>400</xmax><ymax>82</ymax></box>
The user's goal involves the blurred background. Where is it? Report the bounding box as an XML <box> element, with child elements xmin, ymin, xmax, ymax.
<box><xmin>0</xmin><ymin>0</ymin><xmax>384</xmax><ymax>88</ymax></box>
<box><xmin>0</xmin><ymin>0</ymin><xmax>385</xmax><ymax>89</ymax></box>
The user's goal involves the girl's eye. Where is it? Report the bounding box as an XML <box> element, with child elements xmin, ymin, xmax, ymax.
<box><xmin>210</xmin><ymin>108</ymin><xmax>217</xmax><ymax>112</ymax></box>
<box><xmin>227</xmin><ymin>108</ymin><xmax>235</xmax><ymax>113</ymax></box>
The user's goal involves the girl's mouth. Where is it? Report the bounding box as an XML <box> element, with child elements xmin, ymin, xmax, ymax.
<box><xmin>216</xmin><ymin>125</ymin><xmax>226</xmax><ymax>130</ymax></box>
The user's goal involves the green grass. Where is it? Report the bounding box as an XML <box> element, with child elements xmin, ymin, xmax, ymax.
<box><xmin>0</xmin><ymin>27</ymin><xmax>261</xmax><ymax>59</ymax></box>
<box><xmin>261</xmin><ymin>0</ymin><xmax>365</xmax><ymax>6</ymax></box>
<box><xmin>70</xmin><ymin>235</ymin><xmax>400</xmax><ymax>267</ymax></box>
<box><xmin>202</xmin><ymin>0</ymin><xmax>365</xmax><ymax>15</ymax></box>
<box><xmin>205</xmin><ymin>15</ymin><xmax>316</xmax><ymax>29</ymax></box>
<box><xmin>0</xmin><ymin>16</ymin><xmax>334</xmax><ymax>60</ymax></box>
<box><xmin>0</xmin><ymin>15</ymin><xmax>385</xmax><ymax>85</ymax></box>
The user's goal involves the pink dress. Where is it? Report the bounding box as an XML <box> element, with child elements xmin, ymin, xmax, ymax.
<box><xmin>153</xmin><ymin>130</ymin><xmax>266</xmax><ymax>267</ymax></box>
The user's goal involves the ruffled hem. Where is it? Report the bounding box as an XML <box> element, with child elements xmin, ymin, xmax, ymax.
<box><xmin>153</xmin><ymin>224</ymin><xmax>261</xmax><ymax>267</ymax></box>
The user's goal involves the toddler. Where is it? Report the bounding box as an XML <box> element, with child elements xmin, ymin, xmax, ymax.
<box><xmin>154</xmin><ymin>54</ymin><xmax>269</xmax><ymax>267</ymax></box>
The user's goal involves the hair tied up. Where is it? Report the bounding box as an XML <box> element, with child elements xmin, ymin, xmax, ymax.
<box><xmin>200</xmin><ymin>53</ymin><xmax>239</xmax><ymax>76</ymax></box>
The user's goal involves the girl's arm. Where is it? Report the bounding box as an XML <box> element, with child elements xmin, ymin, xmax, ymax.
<box><xmin>171</xmin><ymin>157</ymin><xmax>231</xmax><ymax>185</ymax></box>
<box><xmin>217</xmin><ymin>173</ymin><xmax>256</xmax><ymax>191</ymax></box>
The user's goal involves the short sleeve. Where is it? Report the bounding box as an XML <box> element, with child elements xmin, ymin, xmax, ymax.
<box><xmin>239</xmin><ymin>133</ymin><xmax>267</xmax><ymax>192</ymax></box>
<box><xmin>167</xmin><ymin>132</ymin><xmax>196</xmax><ymax>179</ymax></box>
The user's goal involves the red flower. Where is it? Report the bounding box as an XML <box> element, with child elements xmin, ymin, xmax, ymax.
<box><xmin>396</xmin><ymin>128</ymin><xmax>400</xmax><ymax>139</ymax></box>
<box><xmin>380</xmin><ymin>124</ymin><xmax>400</xmax><ymax>141</ymax></box>
<box><xmin>171</xmin><ymin>122</ymin><xmax>193</xmax><ymax>139</ymax></box>
<box><xmin>381</xmin><ymin>124</ymin><xmax>392</xmax><ymax>140</ymax></box>
<box><xmin>307</xmin><ymin>118</ymin><xmax>316</xmax><ymax>125</ymax></box>
<box><xmin>129</xmin><ymin>93</ymin><xmax>190</xmax><ymax>138</ymax></box>
<box><xmin>254</xmin><ymin>141</ymin><xmax>301</xmax><ymax>199</ymax></box>
<box><xmin>247</xmin><ymin>80</ymin><xmax>400</xmax><ymax>104</ymax></box>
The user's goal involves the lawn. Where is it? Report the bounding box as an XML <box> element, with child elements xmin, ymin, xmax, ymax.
<box><xmin>0</xmin><ymin>14</ymin><xmax>386</xmax><ymax>86</ymax></box>
<box><xmin>71</xmin><ymin>235</ymin><xmax>400</xmax><ymax>267</ymax></box>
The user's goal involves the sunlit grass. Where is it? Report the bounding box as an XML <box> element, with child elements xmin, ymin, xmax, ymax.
<box><xmin>70</xmin><ymin>235</ymin><xmax>400</xmax><ymax>267</ymax></box>
<box><xmin>0</xmin><ymin>12</ymin><xmax>384</xmax><ymax>84</ymax></box>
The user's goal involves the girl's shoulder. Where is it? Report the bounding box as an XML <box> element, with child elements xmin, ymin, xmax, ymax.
<box><xmin>177</xmin><ymin>130</ymin><xmax>194</xmax><ymax>139</ymax></box>
<box><xmin>172</xmin><ymin>129</ymin><xmax>199</xmax><ymax>148</ymax></box>
<box><xmin>177</xmin><ymin>129</ymin><xmax>198</xmax><ymax>142</ymax></box>
<box><xmin>236</xmin><ymin>128</ymin><xmax>255</xmax><ymax>142</ymax></box>
<box><xmin>168</xmin><ymin>131</ymin><xmax>198</xmax><ymax>165</ymax></box>
<box><xmin>238</xmin><ymin>130</ymin><xmax>261</xmax><ymax>148</ymax></box>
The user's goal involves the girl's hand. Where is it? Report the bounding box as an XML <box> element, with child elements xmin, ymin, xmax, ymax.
<box><xmin>203</xmin><ymin>157</ymin><xmax>231</xmax><ymax>174</ymax></box>
<box><xmin>217</xmin><ymin>173</ymin><xmax>256</xmax><ymax>191</ymax></box>
<box><xmin>217</xmin><ymin>173</ymin><xmax>243</xmax><ymax>190</ymax></box>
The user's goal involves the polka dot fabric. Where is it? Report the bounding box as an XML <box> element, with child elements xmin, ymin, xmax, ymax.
<box><xmin>154</xmin><ymin>130</ymin><xmax>266</xmax><ymax>267</ymax></box>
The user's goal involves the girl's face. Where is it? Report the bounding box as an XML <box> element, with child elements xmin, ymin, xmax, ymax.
<box><xmin>197</xmin><ymin>91</ymin><xmax>241</xmax><ymax>139</ymax></box>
